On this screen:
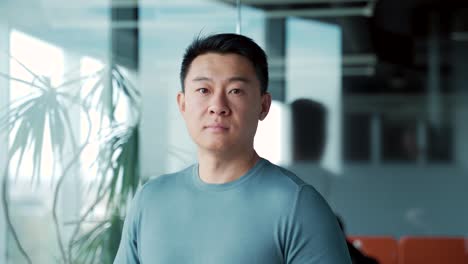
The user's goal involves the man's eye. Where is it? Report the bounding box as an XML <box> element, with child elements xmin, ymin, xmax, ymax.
<box><xmin>197</xmin><ymin>88</ymin><xmax>208</xmax><ymax>94</ymax></box>
<box><xmin>229</xmin><ymin>89</ymin><xmax>242</xmax><ymax>95</ymax></box>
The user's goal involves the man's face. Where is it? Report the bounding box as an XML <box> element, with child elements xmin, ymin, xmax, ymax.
<box><xmin>177</xmin><ymin>52</ymin><xmax>271</xmax><ymax>155</ymax></box>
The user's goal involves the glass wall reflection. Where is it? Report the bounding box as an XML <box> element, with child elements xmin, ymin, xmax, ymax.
<box><xmin>0</xmin><ymin>0</ymin><xmax>467</xmax><ymax>263</ymax></box>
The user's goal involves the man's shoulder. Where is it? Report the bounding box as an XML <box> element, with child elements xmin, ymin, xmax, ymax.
<box><xmin>276</xmin><ymin>166</ymin><xmax>329</xmax><ymax>207</ymax></box>
<box><xmin>254</xmin><ymin>159</ymin><xmax>328</xmax><ymax>216</ymax></box>
<box><xmin>257</xmin><ymin>159</ymin><xmax>314</xmax><ymax>199</ymax></box>
<box><xmin>260</xmin><ymin>159</ymin><xmax>307</xmax><ymax>189</ymax></box>
<box><xmin>137</xmin><ymin>164</ymin><xmax>195</xmax><ymax>198</ymax></box>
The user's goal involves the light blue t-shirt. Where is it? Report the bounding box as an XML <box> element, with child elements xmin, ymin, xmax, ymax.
<box><xmin>114</xmin><ymin>158</ymin><xmax>351</xmax><ymax>264</ymax></box>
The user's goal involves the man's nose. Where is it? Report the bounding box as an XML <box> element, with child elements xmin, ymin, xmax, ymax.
<box><xmin>208</xmin><ymin>92</ymin><xmax>230</xmax><ymax>116</ymax></box>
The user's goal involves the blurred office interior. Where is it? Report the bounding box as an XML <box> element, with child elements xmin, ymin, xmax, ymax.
<box><xmin>0</xmin><ymin>0</ymin><xmax>467</xmax><ymax>263</ymax></box>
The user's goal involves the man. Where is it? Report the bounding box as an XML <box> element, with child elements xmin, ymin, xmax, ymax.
<box><xmin>114</xmin><ymin>33</ymin><xmax>351</xmax><ymax>264</ymax></box>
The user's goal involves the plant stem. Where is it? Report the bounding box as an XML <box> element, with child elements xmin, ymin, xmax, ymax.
<box><xmin>52</xmin><ymin>144</ymin><xmax>88</xmax><ymax>264</ymax></box>
<box><xmin>68</xmin><ymin>181</ymin><xmax>112</xmax><ymax>261</ymax></box>
<box><xmin>1</xmin><ymin>168</ymin><xmax>33</xmax><ymax>264</ymax></box>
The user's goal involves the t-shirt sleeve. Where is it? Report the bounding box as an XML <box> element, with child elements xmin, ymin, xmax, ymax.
<box><xmin>284</xmin><ymin>184</ymin><xmax>352</xmax><ymax>264</ymax></box>
<box><xmin>113</xmin><ymin>188</ymin><xmax>143</xmax><ymax>264</ymax></box>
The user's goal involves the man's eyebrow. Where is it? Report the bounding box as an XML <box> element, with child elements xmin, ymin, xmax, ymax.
<box><xmin>228</xmin><ymin>76</ymin><xmax>251</xmax><ymax>83</ymax></box>
<box><xmin>191</xmin><ymin>76</ymin><xmax>251</xmax><ymax>83</ymax></box>
<box><xmin>192</xmin><ymin>77</ymin><xmax>212</xmax><ymax>82</ymax></box>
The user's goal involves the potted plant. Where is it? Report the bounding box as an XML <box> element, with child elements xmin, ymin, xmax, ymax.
<box><xmin>0</xmin><ymin>52</ymin><xmax>141</xmax><ymax>264</ymax></box>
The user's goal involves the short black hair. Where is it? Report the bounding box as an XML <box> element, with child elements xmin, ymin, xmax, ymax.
<box><xmin>180</xmin><ymin>33</ymin><xmax>269</xmax><ymax>94</ymax></box>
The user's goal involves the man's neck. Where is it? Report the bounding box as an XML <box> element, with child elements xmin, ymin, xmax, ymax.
<box><xmin>197</xmin><ymin>149</ymin><xmax>260</xmax><ymax>184</ymax></box>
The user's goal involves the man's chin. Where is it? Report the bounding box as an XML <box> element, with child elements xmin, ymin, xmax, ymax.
<box><xmin>198</xmin><ymin>142</ymin><xmax>233</xmax><ymax>154</ymax></box>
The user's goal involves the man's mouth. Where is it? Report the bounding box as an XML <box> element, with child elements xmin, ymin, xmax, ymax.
<box><xmin>204</xmin><ymin>124</ymin><xmax>229</xmax><ymax>131</ymax></box>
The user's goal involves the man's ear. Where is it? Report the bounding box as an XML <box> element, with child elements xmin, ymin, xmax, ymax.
<box><xmin>259</xmin><ymin>92</ymin><xmax>272</xmax><ymax>121</ymax></box>
<box><xmin>177</xmin><ymin>92</ymin><xmax>186</xmax><ymax>114</ymax></box>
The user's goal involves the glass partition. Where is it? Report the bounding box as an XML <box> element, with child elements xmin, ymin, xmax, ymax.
<box><xmin>1</xmin><ymin>1</ymin><xmax>467</xmax><ymax>263</ymax></box>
